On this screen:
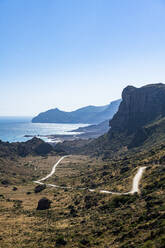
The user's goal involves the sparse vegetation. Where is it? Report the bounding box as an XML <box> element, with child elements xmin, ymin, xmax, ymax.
<box><xmin>0</xmin><ymin>150</ymin><xmax>164</xmax><ymax>247</ymax></box>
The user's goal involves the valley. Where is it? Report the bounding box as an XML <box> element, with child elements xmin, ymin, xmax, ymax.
<box><xmin>0</xmin><ymin>83</ymin><xmax>165</xmax><ymax>247</ymax></box>
<box><xmin>0</xmin><ymin>145</ymin><xmax>165</xmax><ymax>247</ymax></box>
<box><xmin>34</xmin><ymin>155</ymin><xmax>146</xmax><ymax>195</ymax></box>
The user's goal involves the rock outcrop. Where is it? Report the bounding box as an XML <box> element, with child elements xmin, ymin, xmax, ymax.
<box><xmin>110</xmin><ymin>83</ymin><xmax>165</xmax><ymax>134</ymax></box>
<box><xmin>105</xmin><ymin>83</ymin><xmax>165</xmax><ymax>150</ymax></box>
<box><xmin>34</xmin><ymin>184</ymin><xmax>46</xmax><ymax>193</ymax></box>
<box><xmin>0</xmin><ymin>137</ymin><xmax>53</xmax><ymax>158</ymax></box>
<box><xmin>36</xmin><ymin>197</ymin><xmax>52</xmax><ymax>210</ymax></box>
<box><xmin>54</xmin><ymin>83</ymin><xmax>165</xmax><ymax>156</ymax></box>
<box><xmin>81</xmin><ymin>83</ymin><xmax>165</xmax><ymax>155</ymax></box>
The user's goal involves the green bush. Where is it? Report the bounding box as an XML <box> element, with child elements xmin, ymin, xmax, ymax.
<box><xmin>56</xmin><ymin>235</ymin><xmax>67</xmax><ymax>246</ymax></box>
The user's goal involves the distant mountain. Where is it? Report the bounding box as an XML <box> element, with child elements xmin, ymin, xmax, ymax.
<box><xmin>32</xmin><ymin>99</ymin><xmax>121</xmax><ymax>124</ymax></box>
<box><xmin>55</xmin><ymin>83</ymin><xmax>165</xmax><ymax>156</ymax></box>
<box><xmin>71</xmin><ymin>119</ymin><xmax>110</xmax><ymax>138</ymax></box>
<box><xmin>71</xmin><ymin>119</ymin><xmax>109</xmax><ymax>133</ymax></box>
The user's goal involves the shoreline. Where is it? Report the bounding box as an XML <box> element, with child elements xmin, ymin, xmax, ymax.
<box><xmin>24</xmin><ymin>120</ymin><xmax>110</xmax><ymax>143</ymax></box>
<box><xmin>24</xmin><ymin>132</ymin><xmax>98</xmax><ymax>143</ymax></box>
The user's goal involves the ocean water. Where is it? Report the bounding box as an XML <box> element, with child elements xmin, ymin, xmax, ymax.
<box><xmin>0</xmin><ymin>117</ymin><xmax>88</xmax><ymax>143</ymax></box>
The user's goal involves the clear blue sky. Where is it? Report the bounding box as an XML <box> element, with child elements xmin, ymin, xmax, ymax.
<box><xmin>0</xmin><ymin>0</ymin><xmax>165</xmax><ymax>116</ymax></box>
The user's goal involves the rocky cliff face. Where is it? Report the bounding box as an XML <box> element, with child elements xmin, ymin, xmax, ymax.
<box><xmin>110</xmin><ymin>83</ymin><xmax>165</xmax><ymax>134</ymax></box>
<box><xmin>55</xmin><ymin>83</ymin><xmax>165</xmax><ymax>155</ymax></box>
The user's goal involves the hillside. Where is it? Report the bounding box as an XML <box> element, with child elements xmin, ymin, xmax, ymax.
<box><xmin>0</xmin><ymin>141</ymin><xmax>165</xmax><ymax>247</ymax></box>
<box><xmin>71</xmin><ymin>119</ymin><xmax>109</xmax><ymax>135</ymax></box>
<box><xmin>32</xmin><ymin>99</ymin><xmax>121</xmax><ymax>124</ymax></box>
<box><xmin>0</xmin><ymin>137</ymin><xmax>54</xmax><ymax>158</ymax></box>
<box><xmin>0</xmin><ymin>83</ymin><xmax>165</xmax><ymax>247</ymax></box>
<box><xmin>56</xmin><ymin>83</ymin><xmax>165</xmax><ymax>157</ymax></box>
<box><xmin>105</xmin><ymin>83</ymin><xmax>165</xmax><ymax>154</ymax></box>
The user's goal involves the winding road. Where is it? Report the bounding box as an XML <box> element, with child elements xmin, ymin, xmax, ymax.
<box><xmin>34</xmin><ymin>156</ymin><xmax>146</xmax><ymax>194</ymax></box>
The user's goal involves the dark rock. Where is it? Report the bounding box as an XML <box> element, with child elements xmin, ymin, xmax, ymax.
<box><xmin>12</xmin><ymin>187</ymin><xmax>18</xmax><ymax>191</ymax></box>
<box><xmin>1</xmin><ymin>179</ymin><xmax>10</xmax><ymax>185</ymax></box>
<box><xmin>26</xmin><ymin>191</ymin><xmax>31</xmax><ymax>195</ymax></box>
<box><xmin>36</xmin><ymin>197</ymin><xmax>51</xmax><ymax>210</ymax></box>
<box><xmin>34</xmin><ymin>184</ymin><xmax>46</xmax><ymax>193</ymax></box>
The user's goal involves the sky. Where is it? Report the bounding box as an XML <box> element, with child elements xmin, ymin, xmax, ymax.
<box><xmin>0</xmin><ymin>0</ymin><xmax>165</xmax><ymax>116</ymax></box>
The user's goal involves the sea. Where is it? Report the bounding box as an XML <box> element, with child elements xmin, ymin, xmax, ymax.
<box><xmin>0</xmin><ymin>117</ymin><xmax>88</xmax><ymax>143</ymax></box>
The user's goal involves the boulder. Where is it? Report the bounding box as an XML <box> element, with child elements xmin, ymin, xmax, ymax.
<box><xmin>12</xmin><ymin>187</ymin><xmax>18</xmax><ymax>191</ymax></box>
<box><xmin>36</xmin><ymin>197</ymin><xmax>51</xmax><ymax>210</ymax></box>
<box><xmin>1</xmin><ymin>179</ymin><xmax>10</xmax><ymax>185</ymax></box>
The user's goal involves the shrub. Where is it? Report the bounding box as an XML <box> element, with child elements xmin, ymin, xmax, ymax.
<box><xmin>34</xmin><ymin>184</ymin><xmax>46</xmax><ymax>193</ymax></box>
<box><xmin>108</xmin><ymin>195</ymin><xmax>137</xmax><ymax>209</ymax></box>
<box><xmin>79</xmin><ymin>238</ymin><xmax>90</xmax><ymax>246</ymax></box>
<box><xmin>56</xmin><ymin>235</ymin><xmax>67</xmax><ymax>246</ymax></box>
<box><xmin>12</xmin><ymin>187</ymin><xmax>18</xmax><ymax>191</ymax></box>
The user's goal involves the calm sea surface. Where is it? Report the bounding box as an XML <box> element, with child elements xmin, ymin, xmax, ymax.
<box><xmin>0</xmin><ymin>117</ymin><xmax>88</xmax><ymax>143</ymax></box>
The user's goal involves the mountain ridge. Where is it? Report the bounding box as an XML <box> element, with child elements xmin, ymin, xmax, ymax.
<box><xmin>55</xmin><ymin>83</ymin><xmax>165</xmax><ymax>157</ymax></box>
<box><xmin>32</xmin><ymin>99</ymin><xmax>121</xmax><ymax>124</ymax></box>
<box><xmin>98</xmin><ymin>83</ymin><xmax>165</xmax><ymax>156</ymax></box>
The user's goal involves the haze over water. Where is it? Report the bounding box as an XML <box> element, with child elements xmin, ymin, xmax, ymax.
<box><xmin>0</xmin><ymin>117</ymin><xmax>88</xmax><ymax>143</ymax></box>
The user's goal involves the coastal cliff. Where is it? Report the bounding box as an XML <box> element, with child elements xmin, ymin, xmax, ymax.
<box><xmin>110</xmin><ymin>83</ymin><xmax>165</xmax><ymax>134</ymax></box>
<box><xmin>55</xmin><ymin>83</ymin><xmax>165</xmax><ymax>155</ymax></box>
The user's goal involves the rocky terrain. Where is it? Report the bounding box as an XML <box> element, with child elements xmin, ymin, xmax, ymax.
<box><xmin>55</xmin><ymin>83</ymin><xmax>165</xmax><ymax>157</ymax></box>
<box><xmin>0</xmin><ymin>83</ymin><xmax>165</xmax><ymax>248</ymax></box>
<box><xmin>110</xmin><ymin>83</ymin><xmax>165</xmax><ymax>133</ymax></box>
<box><xmin>0</xmin><ymin>137</ymin><xmax>54</xmax><ymax>158</ymax></box>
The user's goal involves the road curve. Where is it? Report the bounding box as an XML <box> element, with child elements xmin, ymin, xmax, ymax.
<box><xmin>34</xmin><ymin>156</ymin><xmax>68</xmax><ymax>188</ymax></box>
<box><xmin>34</xmin><ymin>156</ymin><xmax>146</xmax><ymax>195</ymax></box>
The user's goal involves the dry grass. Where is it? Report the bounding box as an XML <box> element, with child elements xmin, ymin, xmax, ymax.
<box><xmin>1</xmin><ymin>152</ymin><xmax>164</xmax><ymax>247</ymax></box>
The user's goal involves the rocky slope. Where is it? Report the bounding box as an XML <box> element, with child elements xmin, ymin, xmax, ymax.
<box><xmin>0</xmin><ymin>137</ymin><xmax>54</xmax><ymax>158</ymax></box>
<box><xmin>107</xmin><ymin>83</ymin><xmax>165</xmax><ymax>149</ymax></box>
<box><xmin>32</xmin><ymin>99</ymin><xmax>121</xmax><ymax>124</ymax></box>
<box><xmin>1</xmin><ymin>84</ymin><xmax>165</xmax><ymax>248</ymax></box>
<box><xmin>55</xmin><ymin>83</ymin><xmax>165</xmax><ymax>156</ymax></box>
<box><xmin>71</xmin><ymin>120</ymin><xmax>110</xmax><ymax>136</ymax></box>
<box><xmin>110</xmin><ymin>83</ymin><xmax>165</xmax><ymax>133</ymax></box>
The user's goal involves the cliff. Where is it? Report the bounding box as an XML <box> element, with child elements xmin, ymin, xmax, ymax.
<box><xmin>110</xmin><ymin>83</ymin><xmax>165</xmax><ymax>134</ymax></box>
<box><xmin>102</xmin><ymin>83</ymin><xmax>165</xmax><ymax>154</ymax></box>
<box><xmin>55</xmin><ymin>83</ymin><xmax>165</xmax><ymax>156</ymax></box>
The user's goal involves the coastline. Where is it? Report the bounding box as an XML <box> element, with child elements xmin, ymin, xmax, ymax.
<box><xmin>24</xmin><ymin>131</ymin><xmax>101</xmax><ymax>143</ymax></box>
<box><xmin>23</xmin><ymin>120</ymin><xmax>110</xmax><ymax>143</ymax></box>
